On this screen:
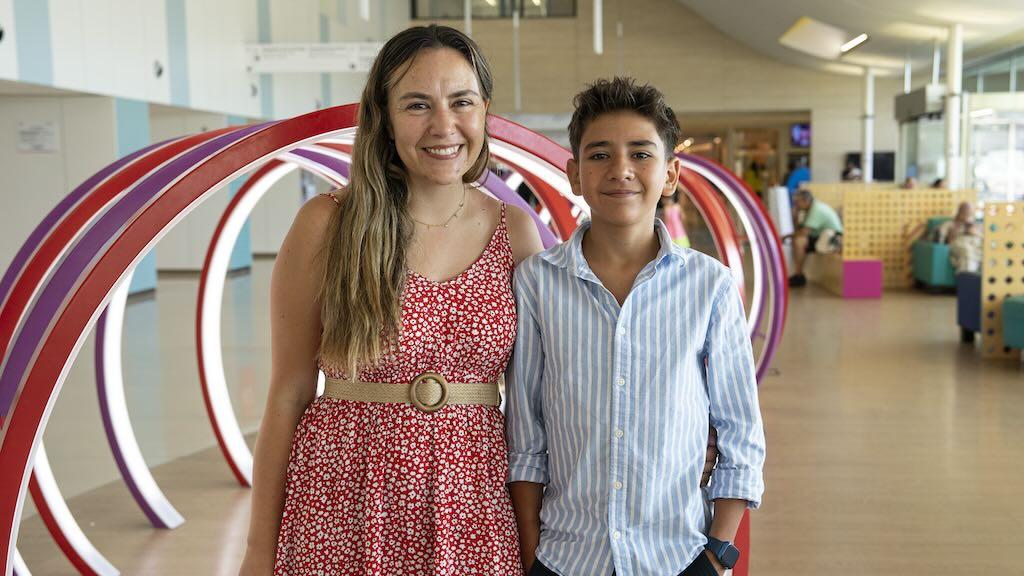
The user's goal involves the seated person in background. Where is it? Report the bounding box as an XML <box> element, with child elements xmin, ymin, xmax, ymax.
<box><xmin>786</xmin><ymin>189</ymin><xmax>844</xmax><ymax>287</ymax></box>
<box><xmin>841</xmin><ymin>161</ymin><xmax>862</xmax><ymax>182</ymax></box>
<box><xmin>937</xmin><ymin>202</ymin><xmax>982</xmax><ymax>273</ymax></box>
<box><xmin>900</xmin><ymin>176</ymin><xmax>918</xmax><ymax>190</ymax></box>
<box><xmin>931</xmin><ymin>178</ymin><xmax>945</xmax><ymax>189</ymax></box>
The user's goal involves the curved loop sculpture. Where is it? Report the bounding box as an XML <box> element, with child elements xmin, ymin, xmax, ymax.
<box><xmin>0</xmin><ymin>104</ymin><xmax>785</xmax><ymax>575</ymax></box>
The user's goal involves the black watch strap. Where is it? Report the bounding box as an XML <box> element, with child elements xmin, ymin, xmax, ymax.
<box><xmin>704</xmin><ymin>537</ymin><xmax>740</xmax><ymax>569</ymax></box>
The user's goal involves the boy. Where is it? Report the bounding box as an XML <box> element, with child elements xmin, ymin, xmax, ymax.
<box><xmin>506</xmin><ymin>77</ymin><xmax>766</xmax><ymax>576</ymax></box>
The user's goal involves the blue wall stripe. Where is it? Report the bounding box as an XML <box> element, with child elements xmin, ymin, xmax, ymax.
<box><xmin>115</xmin><ymin>99</ymin><xmax>158</xmax><ymax>294</ymax></box>
<box><xmin>165</xmin><ymin>0</ymin><xmax>190</xmax><ymax>106</ymax></box>
<box><xmin>320</xmin><ymin>13</ymin><xmax>331</xmax><ymax>108</ymax></box>
<box><xmin>337</xmin><ymin>0</ymin><xmax>348</xmax><ymax>25</ymax></box>
<box><xmin>226</xmin><ymin>116</ymin><xmax>253</xmax><ymax>271</ymax></box>
<box><xmin>258</xmin><ymin>0</ymin><xmax>274</xmax><ymax>119</ymax></box>
<box><xmin>13</xmin><ymin>0</ymin><xmax>53</xmax><ymax>85</ymax></box>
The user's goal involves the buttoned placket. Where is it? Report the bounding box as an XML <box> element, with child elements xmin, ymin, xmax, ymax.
<box><xmin>572</xmin><ymin>231</ymin><xmax>671</xmax><ymax>576</ymax></box>
<box><xmin>582</xmin><ymin>258</ymin><xmax>662</xmax><ymax>576</ymax></box>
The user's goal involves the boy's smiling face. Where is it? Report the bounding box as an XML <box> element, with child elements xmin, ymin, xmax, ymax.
<box><xmin>567</xmin><ymin>111</ymin><xmax>681</xmax><ymax>228</ymax></box>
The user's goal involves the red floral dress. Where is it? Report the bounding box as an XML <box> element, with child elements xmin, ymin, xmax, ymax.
<box><xmin>274</xmin><ymin>204</ymin><xmax>523</xmax><ymax>575</ymax></box>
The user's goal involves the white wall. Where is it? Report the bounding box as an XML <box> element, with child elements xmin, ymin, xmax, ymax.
<box><xmin>0</xmin><ymin>0</ymin><xmax>19</xmax><ymax>79</ymax></box>
<box><xmin>186</xmin><ymin>0</ymin><xmax>261</xmax><ymax>117</ymax></box>
<box><xmin>0</xmin><ymin>96</ymin><xmax>116</xmax><ymax>281</ymax></box>
<box><xmin>249</xmin><ymin>169</ymin><xmax>303</xmax><ymax>255</ymax></box>
<box><xmin>324</xmin><ymin>0</ymin><xmax>412</xmax><ymax>107</ymax></box>
<box><xmin>48</xmin><ymin>0</ymin><xmax>167</xmax><ymax>103</ymax></box>
<box><xmin>266</xmin><ymin>0</ymin><xmax>322</xmax><ymax>119</ymax></box>
<box><xmin>149</xmin><ymin>109</ymin><xmax>234</xmax><ymax>271</ymax></box>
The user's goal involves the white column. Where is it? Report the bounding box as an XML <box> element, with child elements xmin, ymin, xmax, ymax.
<box><xmin>594</xmin><ymin>0</ymin><xmax>603</xmax><ymax>55</ymax></box>
<box><xmin>932</xmin><ymin>39</ymin><xmax>941</xmax><ymax>85</ymax></box>
<box><xmin>464</xmin><ymin>0</ymin><xmax>472</xmax><ymax>37</ymax></box>
<box><xmin>513</xmin><ymin>8</ymin><xmax>521</xmax><ymax>112</ymax></box>
<box><xmin>945</xmin><ymin>24</ymin><xmax>964</xmax><ymax>189</ymax></box>
<box><xmin>904</xmin><ymin>51</ymin><xmax>912</xmax><ymax>93</ymax></box>
<box><xmin>863</xmin><ymin>67</ymin><xmax>875</xmax><ymax>183</ymax></box>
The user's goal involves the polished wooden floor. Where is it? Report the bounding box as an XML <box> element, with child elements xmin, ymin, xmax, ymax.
<box><xmin>15</xmin><ymin>278</ymin><xmax>1024</xmax><ymax>574</ymax></box>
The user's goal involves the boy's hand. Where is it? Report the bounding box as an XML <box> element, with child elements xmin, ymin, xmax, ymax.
<box><xmin>681</xmin><ymin>551</ymin><xmax>725</xmax><ymax>576</ymax></box>
<box><xmin>701</xmin><ymin>426</ymin><xmax>719</xmax><ymax>487</ymax></box>
<box><xmin>518</xmin><ymin>525</ymin><xmax>539</xmax><ymax>573</ymax></box>
<box><xmin>509</xmin><ymin>481</ymin><xmax>544</xmax><ymax>574</ymax></box>
<box><xmin>702</xmin><ymin>550</ymin><xmax>726</xmax><ymax>576</ymax></box>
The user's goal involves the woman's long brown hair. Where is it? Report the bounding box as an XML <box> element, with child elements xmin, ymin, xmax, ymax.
<box><xmin>318</xmin><ymin>25</ymin><xmax>494</xmax><ymax>376</ymax></box>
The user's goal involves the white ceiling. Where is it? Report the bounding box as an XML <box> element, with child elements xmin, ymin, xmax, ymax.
<box><xmin>677</xmin><ymin>0</ymin><xmax>1024</xmax><ymax>76</ymax></box>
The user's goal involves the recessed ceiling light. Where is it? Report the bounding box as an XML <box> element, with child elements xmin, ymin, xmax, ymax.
<box><xmin>840</xmin><ymin>33</ymin><xmax>869</xmax><ymax>53</ymax></box>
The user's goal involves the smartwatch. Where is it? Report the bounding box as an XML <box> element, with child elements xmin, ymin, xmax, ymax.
<box><xmin>704</xmin><ymin>537</ymin><xmax>740</xmax><ymax>570</ymax></box>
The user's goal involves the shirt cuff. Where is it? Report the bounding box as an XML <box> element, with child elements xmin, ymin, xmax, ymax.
<box><xmin>707</xmin><ymin>467</ymin><xmax>764</xmax><ymax>510</ymax></box>
<box><xmin>507</xmin><ymin>453</ymin><xmax>549</xmax><ymax>484</ymax></box>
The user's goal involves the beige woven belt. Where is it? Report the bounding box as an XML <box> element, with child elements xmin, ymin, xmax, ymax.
<box><xmin>323</xmin><ymin>372</ymin><xmax>499</xmax><ymax>413</ymax></box>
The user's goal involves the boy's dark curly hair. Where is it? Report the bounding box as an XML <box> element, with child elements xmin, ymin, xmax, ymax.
<box><xmin>568</xmin><ymin>76</ymin><xmax>681</xmax><ymax>160</ymax></box>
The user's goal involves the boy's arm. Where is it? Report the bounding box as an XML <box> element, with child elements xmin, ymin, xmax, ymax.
<box><xmin>699</xmin><ymin>276</ymin><xmax>766</xmax><ymax>574</ymax></box>
<box><xmin>509</xmin><ymin>482</ymin><xmax>544</xmax><ymax>570</ymax></box>
<box><xmin>506</xmin><ymin>264</ymin><xmax>549</xmax><ymax>571</ymax></box>
<box><xmin>703</xmin><ymin>274</ymin><xmax>767</xmax><ymax>512</ymax></box>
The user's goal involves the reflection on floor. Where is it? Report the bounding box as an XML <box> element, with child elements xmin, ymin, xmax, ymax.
<box><xmin>15</xmin><ymin>262</ymin><xmax>1024</xmax><ymax>575</ymax></box>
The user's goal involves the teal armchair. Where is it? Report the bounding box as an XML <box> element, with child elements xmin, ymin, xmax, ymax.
<box><xmin>911</xmin><ymin>217</ymin><xmax>956</xmax><ymax>290</ymax></box>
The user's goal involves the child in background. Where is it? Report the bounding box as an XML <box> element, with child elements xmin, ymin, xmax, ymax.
<box><xmin>659</xmin><ymin>191</ymin><xmax>691</xmax><ymax>248</ymax></box>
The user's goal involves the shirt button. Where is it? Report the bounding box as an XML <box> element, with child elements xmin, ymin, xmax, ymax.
<box><xmin>616</xmin><ymin>377</ymin><xmax>625</xmax><ymax>386</ymax></box>
<box><xmin>618</xmin><ymin>327</ymin><xmax>626</xmax><ymax>336</ymax></box>
<box><xmin>614</xmin><ymin>429</ymin><xmax>624</xmax><ymax>438</ymax></box>
<box><xmin>612</xmin><ymin>531</ymin><xmax>622</xmax><ymax>540</ymax></box>
<box><xmin>613</xmin><ymin>481</ymin><xmax>623</xmax><ymax>490</ymax></box>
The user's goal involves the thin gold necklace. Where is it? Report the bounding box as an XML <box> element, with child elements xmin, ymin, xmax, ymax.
<box><xmin>410</xmin><ymin>185</ymin><xmax>467</xmax><ymax>230</ymax></box>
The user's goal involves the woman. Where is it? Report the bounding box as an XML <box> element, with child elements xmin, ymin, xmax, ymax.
<box><xmin>238</xmin><ymin>25</ymin><xmax>543</xmax><ymax>575</ymax></box>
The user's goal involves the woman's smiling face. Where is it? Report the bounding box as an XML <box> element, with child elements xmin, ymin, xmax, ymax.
<box><xmin>388</xmin><ymin>47</ymin><xmax>488</xmax><ymax>190</ymax></box>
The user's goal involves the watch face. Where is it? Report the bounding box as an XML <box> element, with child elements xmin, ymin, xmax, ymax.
<box><xmin>721</xmin><ymin>545</ymin><xmax>740</xmax><ymax>569</ymax></box>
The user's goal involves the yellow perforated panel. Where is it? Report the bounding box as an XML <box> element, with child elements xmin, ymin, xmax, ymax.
<box><xmin>842</xmin><ymin>189</ymin><xmax>978</xmax><ymax>288</ymax></box>
<box><xmin>804</xmin><ymin>182</ymin><xmax>897</xmax><ymax>210</ymax></box>
<box><xmin>980</xmin><ymin>202</ymin><xmax>1024</xmax><ymax>359</ymax></box>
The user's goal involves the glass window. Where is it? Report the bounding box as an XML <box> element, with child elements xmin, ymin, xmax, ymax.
<box><xmin>413</xmin><ymin>0</ymin><xmax>465</xmax><ymax>19</ymax></box>
<box><xmin>521</xmin><ymin>0</ymin><xmax>575</xmax><ymax>17</ymax></box>
<box><xmin>1014</xmin><ymin>54</ymin><xmax>1023</xmax><ymax>93</ymax></box>
<box><xmin>964</xmin><ymin>74</ymin><xmax>979</xmax><ymax>94</ymax></box>
<box><xmin>981</xmin><ymin>61</ymin><xmax>1012</xmax><ymax>93</ymax></box>
<box><xmin>413</xmin><ymin>0</ymin><xmax>576</xmax><ymax>19</ymax></box>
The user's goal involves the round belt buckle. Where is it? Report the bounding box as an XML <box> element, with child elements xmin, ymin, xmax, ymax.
<box><xmin>409</xmin><ymin>372</ymin><xmax>449</xmax><ymax>413</ymax></box>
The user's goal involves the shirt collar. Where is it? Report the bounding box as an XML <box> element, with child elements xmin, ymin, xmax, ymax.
<box><xmin>539</xmin><ymin>218</ymin><xmax>687</xmax><ymax>278</ymax></box>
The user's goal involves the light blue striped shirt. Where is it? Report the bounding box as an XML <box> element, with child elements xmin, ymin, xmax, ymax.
<box><xmin>506</xmin><ymin>219</ymin><xmax>765</xmax><ymax>576</ymax></box>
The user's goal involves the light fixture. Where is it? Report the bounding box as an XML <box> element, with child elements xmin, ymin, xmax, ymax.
<box><xmin>840</xmin><ymin>33</ymin><xmax>869</xmax><ymax>53</ymax></box>
<box><xmin>533</xmin><ymin>0</ymin><xmax>542</xmax><ymax>5</ymax></box>
<box><xmin>970</xmin><ymin>108</ymin><xmax>995</xmax><ymax>119</ymax></box>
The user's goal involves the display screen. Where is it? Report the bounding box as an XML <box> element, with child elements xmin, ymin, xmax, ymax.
<box><xmin>790</xmin><ymin>123</ymin><xmax>811</xmax><ymax>148</ymax></box>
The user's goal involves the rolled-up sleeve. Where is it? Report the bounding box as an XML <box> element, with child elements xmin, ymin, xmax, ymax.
<box><xmin>505</xmin><ymin>262</ymin><xmax>549</xmax><ymax>485</ymax></box>
<box><xmin>703</xmin><ymin>275</ymin><xmax>766</xmax><ymax>508</ymax></box>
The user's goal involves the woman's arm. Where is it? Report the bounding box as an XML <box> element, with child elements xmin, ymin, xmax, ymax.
<box><xmin>239</xmin><ymin>195</ymin><xmax>338</xmax><ymax>575</ymax></box>
<box><xmin>506</xmin><ymin>205</ymin><xmax>545</xmax><ymax>265</ymax></box>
